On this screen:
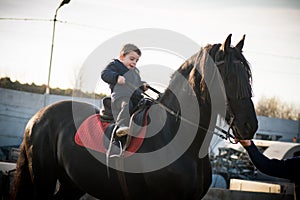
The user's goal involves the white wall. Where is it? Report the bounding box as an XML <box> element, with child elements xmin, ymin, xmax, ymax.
<box><xmin>0</xmin><ymin>88</ymin><xmax>101</xmax><ymax>146</ymax></box>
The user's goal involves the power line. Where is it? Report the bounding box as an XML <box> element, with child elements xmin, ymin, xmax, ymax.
<box><xmin>0</xmin><ymin>17</ymin><xmax>52</xmax><ymax>22</ymax></box>
<box><xmin>1</xmin><ymin>17</ymin><xmax>300</xmax><ymax>60</ymax></box>
<box><xmin>65</xmin><ymin>21</ymin><xmax>120</xmax><ymax>32</ymax></box>
<box><xmin>245</xmin><ymin>50</ymin><xmax>300</xmax><ymax>61</ymax></box>
<box><xmin>0</xmin><ymin>17</ymin><xmax>120</xmax><ymax>32</ymax></box>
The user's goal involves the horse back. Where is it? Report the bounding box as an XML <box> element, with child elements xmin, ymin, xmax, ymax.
<box><xmin>25</xmin><ymin>100</ymin><xmax>99</xmax><ymax>142</ymax></box>
<box><xmin>13</xmin><ymin>101</ymin><xmax>99</xmax><ymax>199</ymax></box>
<box><xmin>29</xmin><ymin>102</ymin><xmax>99</xmax><ymax>173</ymax></box>
<box><xmin>23</xmin><ymin>100</ymin><xmax>99</xmax><ymax>165</ymax></box>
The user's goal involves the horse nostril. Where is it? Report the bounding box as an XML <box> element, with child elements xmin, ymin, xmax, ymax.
<box><xmin>245</xmin><ymin>122</ymin><xmax>258</xmax><ymax>134</ymax></box>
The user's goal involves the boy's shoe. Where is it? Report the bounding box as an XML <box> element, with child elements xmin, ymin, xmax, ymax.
<box><xmin>116</xmin><ymin>126</ymin><xmax>129</xmax><ymax>137</ymax></box>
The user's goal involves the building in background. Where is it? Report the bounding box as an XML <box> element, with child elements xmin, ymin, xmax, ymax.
<box><xmin>0</xmin><ymin>88</ymin><xmax>299</xmax><ymax>157</ymax></box>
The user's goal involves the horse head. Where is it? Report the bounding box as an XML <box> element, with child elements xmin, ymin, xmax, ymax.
<box><xmin>185</xmin><ymin>34</ymin><xmax>257</xmax><ymax>140</ymax></box>
<box><xmin>212</xmin><ymin>34</ymin><xmax>258</xmax><ymax>139</ymax></box>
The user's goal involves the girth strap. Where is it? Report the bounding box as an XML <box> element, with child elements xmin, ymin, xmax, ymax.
<box><xmin>115</xmin><ymin>158</ymin><xmax>130</xmax><ymax>200</ymax></box>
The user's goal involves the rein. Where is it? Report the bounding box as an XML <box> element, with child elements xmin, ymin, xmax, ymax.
<box><xmin>144</xmin><ymin>85</ymin><xmax>237</xmax><ymax>143</ymax></box>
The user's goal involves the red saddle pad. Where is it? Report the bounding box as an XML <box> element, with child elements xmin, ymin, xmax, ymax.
<box><xmin>74</xmin><ymin>114</ymin><xmax>147</xmax><ymax>157</ymax></box>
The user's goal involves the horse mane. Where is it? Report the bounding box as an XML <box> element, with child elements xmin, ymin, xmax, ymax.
<box><xmin>164</xmin><ymin>44</ymin><xmax>217</xmax><ymax>102</ymax></box>
<box><xmin>229</xmin><ymin>48</ymin><xmax>253</xmax><ymax>99</ymax></box>
<box><xmin>218</xmin><ymin>46</ymin><xmax>253</xmax><ymax>99</ymax></box>
<box><xmin>163</xmin><ymin>43</ymin><xmax>253</xmax><ymax>103</ymax></box>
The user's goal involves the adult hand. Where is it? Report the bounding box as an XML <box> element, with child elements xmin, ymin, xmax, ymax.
<box><xmin>239</xmin><ymin>140</ymin><xmax>252</xmax><ymax>147</ymax></box>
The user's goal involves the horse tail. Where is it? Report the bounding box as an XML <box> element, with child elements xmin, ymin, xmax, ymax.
<box><xmin>11</xmin><ymin>140</ymin><xmax>34</xmax><ymax>200</ymax></box>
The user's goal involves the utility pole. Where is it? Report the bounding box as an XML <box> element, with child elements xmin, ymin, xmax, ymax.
<box><xmin>45</xmin><ymin>0</ymin><xmax>71</xmax><ymax>94</ymax></box>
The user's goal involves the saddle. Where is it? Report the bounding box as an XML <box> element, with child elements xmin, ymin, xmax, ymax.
<box><xmin>75</xmin><ymin>97</ymin><xmax>153</xmax><ymax>157</ymax></box>
<box><xmin>102</xmin><ymin>97</ymin><xmax>153</xmax><ymax>157</ymax></box>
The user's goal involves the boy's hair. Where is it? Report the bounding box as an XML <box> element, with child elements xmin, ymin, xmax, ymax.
<box><xmin>120</xmin><ymin>43</ymin><xmax>142</xmax><ymax>56</ymax></box>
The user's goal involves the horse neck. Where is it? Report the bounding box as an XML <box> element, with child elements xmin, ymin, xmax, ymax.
<box><xmin>158</xmin><ymin>86</ymin><xmax>215</xmax><ymax>158</ymax></box>
<box><xmin>190</xmin><ymin>102</ymin><xmax>217</xmax><ymax>158</ymax></box>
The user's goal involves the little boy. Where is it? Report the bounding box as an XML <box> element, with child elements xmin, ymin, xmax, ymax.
<box><xmin>101</xmin><ymin>43</ymin><xmax>148</xmax><ymax>136</ymax></box>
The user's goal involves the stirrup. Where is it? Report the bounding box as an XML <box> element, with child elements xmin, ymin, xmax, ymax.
<box><xmin>116</xmin><ymin>126</ymin><xmax>129</xmax><ymax>137</ymax></box>
<box><xmin>109</xmin><ymin>140</ymin><xmax>123</xmax><ymax>158</ymax></box>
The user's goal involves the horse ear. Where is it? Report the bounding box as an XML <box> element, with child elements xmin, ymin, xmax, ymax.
<box><xmin>236</xmin><ymin>34</ymin><xmax>246</xmax><ymax>51</ymax></box>
<box><xmin>221</xmin><ymin>34</ymin><xmax>232</xmax><ymax>54</ymax></box>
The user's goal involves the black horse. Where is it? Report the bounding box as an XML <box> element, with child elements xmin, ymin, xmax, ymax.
<box><xmin>12</xmin><ymin>34</ymin><xmax>258</xmax><ymax>200</ymax></box>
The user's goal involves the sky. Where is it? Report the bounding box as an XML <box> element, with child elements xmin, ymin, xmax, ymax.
<box><xmin>1</xmin><ymin>0</ymin><xmax>300</xmax><ymax>108</ymax></box>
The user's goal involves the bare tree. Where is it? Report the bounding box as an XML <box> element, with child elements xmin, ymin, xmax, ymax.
<box><xmin>255</xmin><ymin>97</ymin><xmax>300</xmax><ymax>120</ymax></box>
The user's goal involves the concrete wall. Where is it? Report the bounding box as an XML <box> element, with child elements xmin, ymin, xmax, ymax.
<box><xmin>257</xmin><ymin>116</ymin><xmax>299</xmax><ymax>142</ymax></box>
<box><xmin>1</xmin><ymin>88</ymin><xmax>299</xmax><ymax>147</ymax></box>
<box><xmin>0</xmin><ymin>88</ymin><xmax>101</xmax><ymax>146</ymax></box>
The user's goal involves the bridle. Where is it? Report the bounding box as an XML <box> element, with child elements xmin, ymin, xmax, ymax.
<box><xmin>142</xmin><ymin>85</ymin><xmax>238</xmax><ymax>144</ymax></box>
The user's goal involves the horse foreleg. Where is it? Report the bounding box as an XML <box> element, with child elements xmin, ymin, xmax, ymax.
<box><xmin>30</xmin><ymin>174</ymin><xmax>58</xmax><ymax>199</ymax></box>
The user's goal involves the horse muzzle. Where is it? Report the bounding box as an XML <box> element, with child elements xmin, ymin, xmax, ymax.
<box><xmin>229</xmin><ymin>98</ymin><xmax>258</xmax><ymax>140</ymax></box>
<box><xmin>233</xmin><ymin>119</ymin><xmax>258</xmax><ymax>140</ymax></box>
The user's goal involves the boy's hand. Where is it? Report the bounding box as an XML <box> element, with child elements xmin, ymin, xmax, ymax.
<box><xmin>117</xmin><ymin>76</ymin><xmax>126</xmax><ymax>84</ymax></box>
<box><xmin>143</xmin><ymin>83</ymin><xmax>149</xmax><ymax>91</ymax></box>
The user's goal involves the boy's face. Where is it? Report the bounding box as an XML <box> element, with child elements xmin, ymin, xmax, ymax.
<box><xmin>120</xmin><ymin>51</ymin><xmax>140</xmax><ymax>69</ymax></box>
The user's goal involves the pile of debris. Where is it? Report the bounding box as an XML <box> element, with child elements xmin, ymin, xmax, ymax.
<box><xmin>210</xmin><ymin>146</ymin><xmax>256</xmax><ymax>184</ymax></box>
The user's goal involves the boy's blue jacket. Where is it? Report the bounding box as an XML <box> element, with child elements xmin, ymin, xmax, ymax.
<box><xmin>101</xmin><ymin>59</ymin><xmax>144</xmax><ymax>102</ymax></box>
